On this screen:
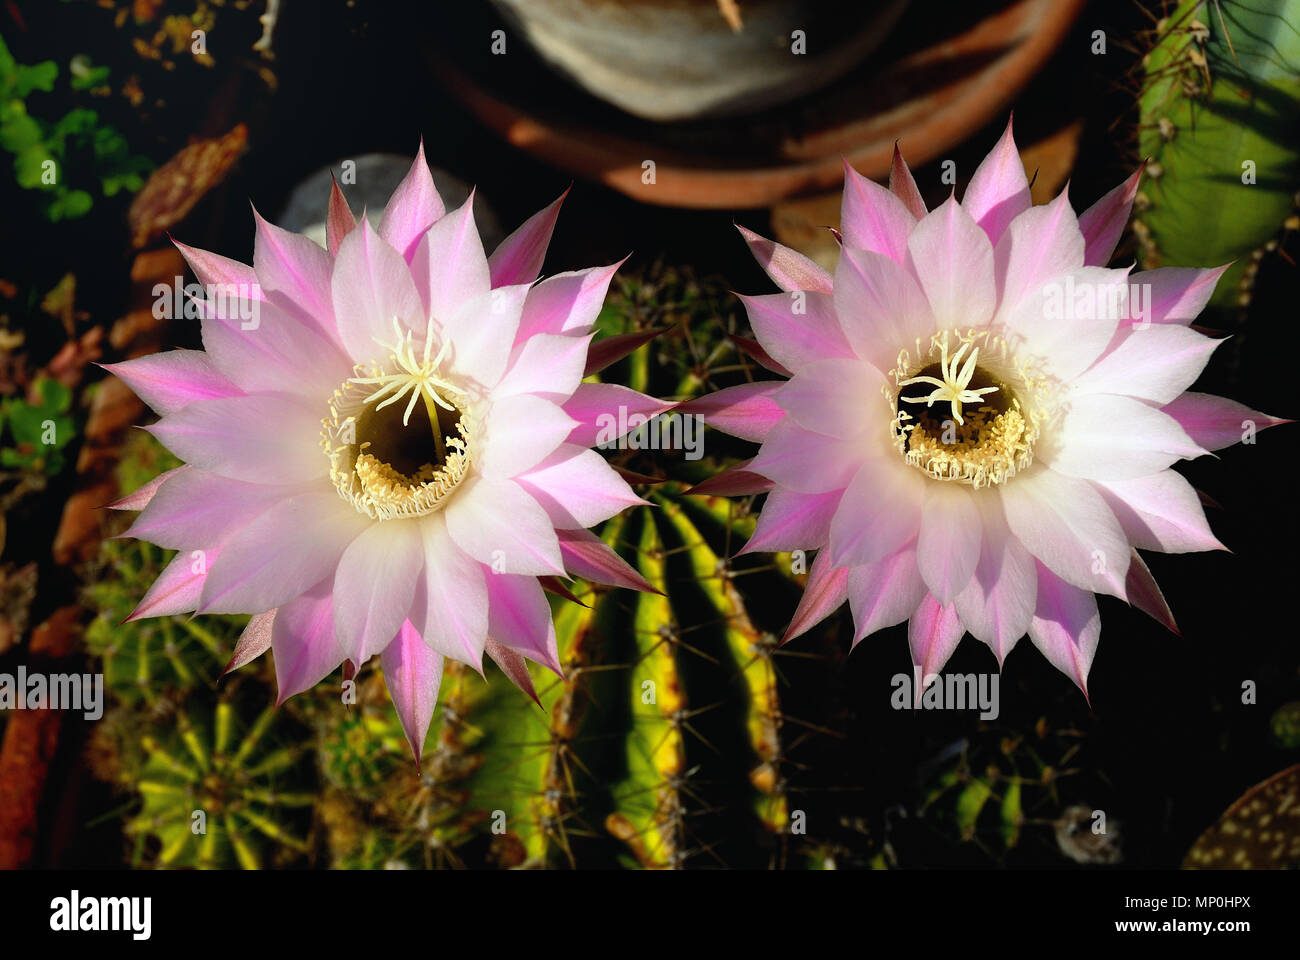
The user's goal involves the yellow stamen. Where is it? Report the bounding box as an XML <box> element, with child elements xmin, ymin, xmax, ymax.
<box><xmin>321</xmin><ymin>316</ymin><xmax>472</xmax><ymax>519</ymax></box>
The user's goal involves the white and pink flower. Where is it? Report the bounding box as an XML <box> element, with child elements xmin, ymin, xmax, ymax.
<box><xmin>106</xmin><ymin>146</ymin><xmax>670</xmax><ymax>763</ymax></box>
<box><xmin>691</xmin><ymin>119</ymin><xmax>1288</xmax><ymax>697</ymax></box>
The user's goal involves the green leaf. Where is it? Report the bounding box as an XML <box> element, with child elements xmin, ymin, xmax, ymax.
<box><xmin>46</xmin><ymin>188</ymin><xmax>92</xmax><ymax>221</ymax></box>
<box><xmin>51</xmin><ymin>107</ymin><xmax>97</xmax><ymax>141</ymax></box>
<box><xmin>14</xmin><ymin>60</ymin><xmax>56</xmax><ymax>97</ymax></box>
<box><xmin>0</xmin><ymin>104</ymin><xmax>42</xmax><ymax>153</ymax></box>
<box><xmin>36</xmin><ymin>377</ymin><xmax>72</xmax><ymax>414</ymax></box>
<box><xmin>13</xmin><ymin>144</ymin><xmax>53</xmax><ymax>189</ymax></box>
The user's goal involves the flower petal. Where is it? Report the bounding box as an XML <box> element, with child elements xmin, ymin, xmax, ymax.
<box><xmin>953</xmin><ymin>496</ymin><xmax>1035</xmax><ymax>664</ymax></box>
<box><xmin>197</xmin><ymin>488</ymin><xmax>368</xmax><ymax>614</ymax></box>
<box><xmin>916</xmin><ymin>483</ymin><xmax>982</xmax><ymax>603</ymax></box>
<box><xmin>840</xmin><ymin>159</ymin><xmax>916</xmax><ymax>262</ymax></box>
<box><xmin>1160</xmin><ymin>391</ymin><xmax>1290</xmax><ymax>450</ymax></box>
<box><xmin>1027</xmin><ymin>561</ymin><xmax>1099</xmax><ymax>697</ymax></box>
<box><xmin>333</xmin><ymin>517</ymin><xmax>424</xmax><ymax>665</ymax></box>
<box><xmin>740</xmin><ymin>487</ymin><xmax>843</xmax><ymax>554</ymax></box>
<box><xmin>200</xmin><ymin>293</ymin><xmax>352</xmax><ymax>400</ymax></box>
<box><xmin>125</xmin><ymin>468</ymin><xmax>302</xmax><ymax>550</ymax></box>
<box><xmin>682</xmin><ymin>381</ymin><xmax>785</xmax><ymax>443</ymax></box>
<box><xmin>147</xmin><ymin>393</ymin><xmax>326</xmax><ymax>485</ymax></box>
<box><xmin>477</xmin><ymin>394</ymin><xmax>578</xmax><ymax>479</ymax></box>
<box><xmin>173</xmin><ymin>239</ymin><xmax>260</xmax><ymax>292</ymax></box>
<box><xmin>486</xmin><ymin>638</ymin><xmax>542</xmax><ymax>704</ymax></box>
<box><xmin>378</xmin><ymin>141</ymin><xmax>445</xmax><ymax>261</ymax></box>
<box><xmin>847</xmin><ymin>539</ymin><xmax>927</xmax><ymax>643</ymax></box>
<box><xmin>961</xmin><ymin>115</ymin><xmax>1031</xmax><ymax>248</ymax></box>
<box><xmin>908</xmin><ymin>593</ymin><xmax>965</xmax><ymax>687</ymax></box>
<box><xmin>993</xmin><ymin>188</ymin><xmax>1085</xmax><ymax>316</ymax></box>
<box><xmin>410</xmin><ymin>513</ymin><xmax>490</xmax><ymax>666</ymax></box>
<box><xmin>102</xmin><ymin>350</ymin><xmax>242</xmax><ymax>416</ymax></box>
<box><xmin>828</xmin><ymin>457</ymin><xmax>925</xmax><ymax>566</ymax></box>
<box><xmin>1078</xmin><ymin>166</ymin><xmax>1143</xmax><ymax>267</ymax></box>
<box><xmin>381</xmin><ymin>620</ymin><xmax>445</xmax><ymax>767</ymax></box>
<box><xmin>750</xmin><ymin>417</ymin><xmax>863</xmax><ymax>494</ymax></box>
<box><xmin>833</xmin><ymin>247</ymin><xmax>936</xmax><ymax>369</ymax></box>
<box><xmin>516</xmin><ymin>444</ymin><xmax>644</xmax><ymax>529</ymax></box>
<box><xmin>497</xmin><ymin>332</ymin><xmax>592</xmax><ymax>402</ymax></box>
<box><xmin>1125</xmin><ymin>550</ymin><xmax>1178</xmax><ymax>634</ymax></box>
<box><xmin>736</xmin><ymin>224</ymin><xmax>833</xmax><ymax>294</ymax></box>
<box><xmin>556</xmin><ymin>526</ymin><xmax>655</xmax><ymax>593</ymax></box>
<box><xmin>125</xmin><ymin>546</ymin><xmax>222</xmax><ymax>621</ymax></box>
<box><xmin>1093</xmin><ymin>470</ymin><xmax>1225</xmax><ymax>553</ymax></box>
<box><xmin>444</xmin><ymin>475</ymin><xmax>564</xmax><ymax>575</ymax></box>
<box><xmin>445</xmin><ymin>282</ymin><xmax>529</xmax><ymax>389</ymax></box>
<box><xmin>889</xmin><ymin>144</ymin><xmax>927</xmax><ymax>220</ymax></box>
<box><xmin>1137</xmin><ymin>265</ymin><xmax>1230</xmax><ymax>326</ymax></box>
<box><xmin>226</xmin><ymin>610</ymin><xmax>275</xmax><ymax>675</ymax></box>
<box><xmin>107</xmin><ymin>465</ymin><xmax>188</xmax><ymax>512</ymax></box>
<box><xmin>516</xmin><ymin>262</ymin><xmax>622</xmax><ymax>341</ymax></box>
<box><xmin>686</xmin><ymin>459</ymin><xmax>774</xmax><ymax>496</ymax></box>
<box><xmin>906</xmin><ymin>195</ymin><xmax>996</xmax><ymax>328</ymax></box>
<box><xmin>411</xmin><ymin>193</ymin><xmax>490</xmax><ymax>326</ymax></box>
<box><xmin>784</xmin><ymin>547</ymin><xmax>850</xmax><ymax>643</ymax></box>
<box><xmin>326</xmin><ymin>176</ymin><xmax>356</xmax><ymax>257</ymax></box>
<box><xmin>563</xmin><ymin>383</ymin><xmax>677</xmax><ymax>448</ymax></box>
<box><xmin>1045</xmin><ymin>393</ymin><xmax>1207</xmax><ymax>481</ymax></box>
<box><xmin>774</xmin><ymin>358</ymin><xmax>881</xmax><ymax>439</ymax></box>
<box><xmin>488</xmin><ymin>188</ymin><xmax>566</xmax><ymax>287</ymax></box>
<box><xmin>1072</xmin><ymin>325</ymin><xmax>1221</xmax><ymax>405</ymax></box>
<box><xmin>331</xmin><ymin>218</ymin><xmax>425</xmax><ymax>364</ymax></box>
<box><xmin>999</xmin><ymin>465</ymin><xmax>1129</xmax><ymax>599</ymax></box>
<box><xmin>271</xmin><ymin>578</ymin><xmax>346</xmax><ymax>704</ymax></box>
<box><xmin>485</xmin><ymin>572</ymin><xmax>562</xmax><ymax>675</ymax></box>
<box><xmin>738</xmin><ymin>291</ymin><xmax>854</xmax><ymax>374</ymax></box>
<box><xmin>1001</xmin><ymin>266</ymin><xmax>1129</xmax><ymax>381</ymax></box>
<box><xmin>252</xmin><ymin>208</ymin><xmax>340</xmax><ymax>344</ymax></box>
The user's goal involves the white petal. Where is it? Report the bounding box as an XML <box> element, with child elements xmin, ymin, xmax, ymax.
<box><xmin>916</xmin><ymin>482</ymin><xmax>982</xmax><ymax>603</ymax></box>
<box><xmin>998</xmin><ymin>465</ymin><xmax>1129</xmax><ymax>599</ymax></box>
<box><xmin>445</xmin><ymin>283</ymin><xmax>530</xmax><ymax>389</ymax></box>
<box><xmin>410</xmin><ymin>513</ymin><xmax>490</xmax><ymax>666</ymax></box>
<box><xmin>1093</xmin><ymin>471</ymin><xmax>1225</xmax><ymax>553</ymax></box>
<box><xmin>1043</xmin><ymin>393</ymin><xmax>1207</xmax><ymax>481</ymax></box>
<box><xmin>198</xmin><ymin>488</ymin><xmax>369</xmax><ymax>613</ymax></box>
<box><xmin>443</xmin><ymin>475</ymin><xmax>564</xmax><ymax>575</ymax></box>
<box><xmin>332</xmin><ymin>517</ymin><xmax>424</xmax><ymax>664</ymax></box>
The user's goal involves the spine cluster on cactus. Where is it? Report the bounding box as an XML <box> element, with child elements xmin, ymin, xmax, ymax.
<box><xmin>1134</xmin><ymin>0</ymin><xmax>1300</xmax><ymax>324</ymax></box>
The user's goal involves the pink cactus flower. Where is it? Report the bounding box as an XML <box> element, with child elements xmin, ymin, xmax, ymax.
<box><xmin>105</xmin><ymin>146</ymin><xmax>670</xmax><ymax>764</ymax></box>
<box><xmin>690</xmin><ymin>118</ymin><xmax>1288</xmax><ymax>698</ymax></box>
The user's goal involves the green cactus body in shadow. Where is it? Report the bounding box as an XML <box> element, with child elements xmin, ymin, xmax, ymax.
<box><xmin>1136</xmin><ymin>0</ymin><xmax>1300</xmax><ymax>320</ymax></box>
<box><xmin>654</xmin><ymin>494</ymin><xmax>788</xmax><ymax>836</ymax></box>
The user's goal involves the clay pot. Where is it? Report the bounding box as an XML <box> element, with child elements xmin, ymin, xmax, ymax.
<box><xmin>427</xmin><ymin>0</ymin><xmax>1086</xmax><ymax>209</ymax></box>
<box><xmin>488</xmin><ymin>0</ymin><xmax>911</xmax><ymax>122</ymax></box>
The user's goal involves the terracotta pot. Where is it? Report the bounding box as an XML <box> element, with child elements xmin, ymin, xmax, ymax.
<box><xmin>488</xmin><ymin>0</ymin><xmax>911</xmax><ymax>122</ymax></box>
<box><xmin>426</xmin><ymin>0</ymin><xmax>1086</xmax><ymax>209</ymax></box>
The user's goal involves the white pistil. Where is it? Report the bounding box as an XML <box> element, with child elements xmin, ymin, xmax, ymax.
<box><xmin>347</xmin><ymin>316</ymin><xmax>460</xmax><ymax>458</ymax></box>
<box><xmin>896</xmin><ymin>338</ymin><xmax>999</xmax><ymax>426</ymax></box>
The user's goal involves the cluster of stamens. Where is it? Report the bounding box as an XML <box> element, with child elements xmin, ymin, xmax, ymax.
<box><xmin>323</xmin><ymin>316</ymin><xmax>473</xmax><ymax>520</ymax></box>
<box><xmin>886</xmin><ymin>330</ymin><xmax>1042</xmax><ymax>488</ymax></box>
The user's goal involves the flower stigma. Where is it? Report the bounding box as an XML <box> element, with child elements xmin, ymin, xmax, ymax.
<box><xmin>887</xmin><ymin>331</ymin><xmax>1042</xmax><ymax>489</ymax></box>
<box><xmin>322</xmin><ymin>315</ymin><xmax>473</xmax><ymax>520</ymax></box>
